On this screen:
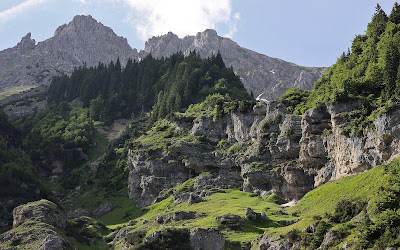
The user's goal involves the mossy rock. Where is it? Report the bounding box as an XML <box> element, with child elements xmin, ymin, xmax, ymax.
<box><xmin>12</xmin><ymin>199</ymin><xmax>66</xmax><ymax>229</ymax></box>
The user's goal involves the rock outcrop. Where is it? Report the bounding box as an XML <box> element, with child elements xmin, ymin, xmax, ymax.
<box><xmin>0</xmin><ymin>200</ymin><xmax>70</xmax><ymax>250</ymax></box>
<box><xmin>0</xmin><ymin>220</ymin><xmax>71</xmax><ymax>250</ymax></box>
<box><xmin>12</xmin><ymin>199</ymin><xmax>66</xmax><ymax>229</ymax></box>
<box><xmin>189</xmin><ymin>228</ymin><xmax>225</xmax><ymax>250</ymax></box>
<box><xmin>110</xmin><ymin>227</ymin><xmax>225</xmax><ymax>250</ymax></box>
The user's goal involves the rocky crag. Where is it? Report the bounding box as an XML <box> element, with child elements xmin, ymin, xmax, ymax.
<box><xmin>0</xmin><ymin>15</ymin><xmax>139</xmax><ymax>91</ymax></box>
<box><xmin>0</xmin><ymin>200</ymin><xmax>71</xmax><ymax>250</ymax></box>
<box><xmin>127</xmin><ymin>100</ymin><xmax>400</xmax><ymax>208</ymax></box>
<box><xmin>0</xmin><ymin>15</ymin><xmax>326</xmax><ymax>101</ymax></box>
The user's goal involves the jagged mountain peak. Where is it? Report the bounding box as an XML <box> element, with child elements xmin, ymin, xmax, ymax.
<box><xmin>16</xmin><ymin>32</ymin><xmax>36</xmax><ymax>53</ymax></box>
<box><xmin>142</xmin><ymin>29</ymin><xmax>327</xmax><ymax>100</ymax></box>
<box><xmin>56</xmin><ymin>15</ymin><xmax>113</xmax><ymax>37</ymax></box>
<box><xmin>0</xmin><ymin>15</ymin><xmax>139</xmax><ymax>91</ymax></box>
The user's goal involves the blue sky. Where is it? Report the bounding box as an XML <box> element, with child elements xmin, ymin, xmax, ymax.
<box><xmin>0</xmin><ymin>0</ymin><xmax>397</xmax><ymax>67</ymax></box>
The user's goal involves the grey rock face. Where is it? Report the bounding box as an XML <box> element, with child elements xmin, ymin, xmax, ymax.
<box><xmin>128</xmin><ymin>97</ymin><xmax>400</xmax><ymax>207</ymax></box>
<box><xmin>216</xmin><ymin>213</ymin><xmax>243</xmax><ymax>229</ymax></box>
<box><xmin>92</xmin><ymin>201</ymin><xmax>116</xmax><ymax>217</ymax></box>
<box><xmin>245</xmin><ymin>208</ymin><xmax>270</xmax><ymax>221</ymax></box>
<box><xmin>0</xmin><ymin>15</ymin><xmax>139</xmax><ymax>91</ymax></box>
<box><xmin>39</xmin><ymin>234</ymin><xmax>70</xmax><ymax>250</ymax></box>
<box><xmin>320</xmin><ymin>230</ymin><xmax>348</xmax><ymax>250</ymax></box>
<box><xmin>143</xmin><ymin>29</ymin><xmax>327</xmax><ymax>100</ymax></box>
<box><xmin>257</xmin><ymin>235</ymin><xmax>291</xmax><ymax>250</ymax></box>
<box><xmin>0</xmin><ymin>220</ymin><xmax>71</xmax><ymax>250</ymax></box>
<box><xmin>188</xmin><ymin>193</ymin><xmax>204</xmax><ymax>205</ymax></box>
<box><xmin>189</xmin><ymin>228</ymin><xmax>225</xmax><ymax>250</ymax></box>
<box><xmin>12</xmin><ymin>199</ymin><xmax>66</xmax><ymax>229</ymax></box>
<box><xmin>66</xmin><ymin>208</ymin><xmax>90</xmax><ymax>219</ymax></box>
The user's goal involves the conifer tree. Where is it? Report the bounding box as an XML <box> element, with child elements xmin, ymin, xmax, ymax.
<box><xmin>389</xmin><ymin>2</ymin><xmax>400</xmax><ymax>24</ymax></box>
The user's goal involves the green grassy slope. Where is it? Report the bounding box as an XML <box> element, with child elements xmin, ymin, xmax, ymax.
<box><xmin>290</xmin><ymin>165</ymin><xmax>387</xmax><ymax>217</ymax></box>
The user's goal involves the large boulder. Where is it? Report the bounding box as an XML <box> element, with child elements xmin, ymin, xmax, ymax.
<box><xmin>92</xmin><ymin>202</ymin><xmax>116</xmax><ymax>217</ymax></box>
<box><xmin>0</xmin><ymin>220</ymin><xmax>71</xmax><ymax>250</ymax></box>
<box><xmin>12</xmin><ymin>199</ymin><xmax>66</xmax><ymax>229</ymax></box>
<box><xmin>190</xmin><ymin>228</ymin><xmax>225</xmax><ymax>250</ymax></box>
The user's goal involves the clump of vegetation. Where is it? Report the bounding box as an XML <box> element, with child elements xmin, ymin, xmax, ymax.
<box><xmin>65</xmin><ymin>216</ymin><xmax>109</xmax><ymax>247</ymax></box>
<box><xmin>227</xmin><ymin>143</ymin><xmax>247</xmax><ymax>155</ymax></box>
<box><xmin>328</xmin><ymin>199</ymin><xmax>366</xmax><ymax>223</ymax></box>
<box><xmin>265</xmin><ymin>194</ymin><xmax>288</xmax><ymax>205</ymax></box>
<box><xmin>248</xmin><ymin>162</ymin><xmax>274</xmax><ymax>171</ymax></box>
<box><xmin>0</xmin><ymin>110</ymin><xmax>52</xmax><ymax>233</ymax></box>
<box><xmin>280</xmin><ymin>88</ymin><xmax>311</xmax><ymax>115</ymax></box>
<box><xmin>182</xmin><ymin>93</ymin><xmax>255</xmax><ymax>121</ymax></box>
<box><xmin>20</xmin><ymin>102</ymin><xmax>94</xmax><ymax>159</ymax></box>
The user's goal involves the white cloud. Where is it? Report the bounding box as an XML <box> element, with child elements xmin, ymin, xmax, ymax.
<box><xmin>224</xmin><ymin>12</ymin><xmax>240</xmax><ymax>38</ymax></box>
<box><xmin>109</xmin><ymin>0</ymin><xmax>238</xmax><ymax>40</ymax></box>
<box><xmin>0</xmin><ymin>0</ymin><xmax>52</xmax><ymax>24</ymax></box>
<box><xmin>0</xmin><ymin>0</ymin><xmax>240</xmax><ymax>40</ymax></box>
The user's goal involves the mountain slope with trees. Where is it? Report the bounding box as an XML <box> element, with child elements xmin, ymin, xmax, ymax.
<box><xmin>282</xmin><ymin>4</ymin><xmax>400</xmax><ymax>117</ymax></box>
<box><xmin>3</xmin><ymin>3</ymin><xmax>400</xmax><ymax>250</ymax></box>
<box><xmin>48</xmin><ymin>51</ymin><xmax>250</xmax><ymax>125</ymax></box>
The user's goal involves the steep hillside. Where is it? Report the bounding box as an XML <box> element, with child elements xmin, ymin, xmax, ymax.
<box><xmin>142</xmin><ymin>30</ymin><xmax>327</xmax><ymax>100</ymax></box>
<box><xmin>282</xmin><ymin>4</ymin><xmax>400</xmax><ymax>116</ymax></box>
<box><xmin>0</xmin><ymin>111</ymin><xmax>53</xmax><ymax>233</ymax></box>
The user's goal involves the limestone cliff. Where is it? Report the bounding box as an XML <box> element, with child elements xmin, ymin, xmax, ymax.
<box><xmin>127</xmin><ymin>100</ymin><xmax>400</xmax><ymax>207</ymax></box>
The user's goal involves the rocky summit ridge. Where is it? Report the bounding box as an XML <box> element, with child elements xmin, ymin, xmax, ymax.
<box><xmin>0</xmin><ymin>15</ymin><xmax>326</xmax><ymax>100</ymax></box>
<box><xmin>141</xmin><ymin>30</ymin><xmax>327</xmax><ymax>100</ymax></box>
<box><xmin>0</xmin><ymin>15</ymin><xmax>139</xmax><ymax>91</ymax></box>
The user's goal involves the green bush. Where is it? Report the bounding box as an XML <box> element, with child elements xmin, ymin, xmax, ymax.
<box><xmin>330</xmin><ymin>199</ymin><xmax>366</xmax><ymax>223</ymax></box>
<box><xmin>265</xmin><ymin>194</ymin><xmax>288</xmax><ymax>205</ymax></box>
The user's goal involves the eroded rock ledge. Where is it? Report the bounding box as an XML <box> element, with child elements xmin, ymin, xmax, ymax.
<box><xmin>128</xmin><ymin>100</ymin><xmax>400</xmax><ymax>207</ymax></box>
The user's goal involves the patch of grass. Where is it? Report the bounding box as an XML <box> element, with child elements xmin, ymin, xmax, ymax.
<box><xmin>123</xmin><ymin>189</ymin><xmax>297</xmax><ymax>244</ymax></box>
<box><xmin>289</xmin><ymin>165</ymin><xmax>386</xmax><ymax>218</ymax></box>
<box><xmin>65</xmin><ymin>188</ymin><xmax>143</xmax><ymax>228</ymax></box>
<box><xmin>131</xmin><ymin>121</ymin><xmax>200</xmax><ymax>153</ymax></box>
<box><xmin>0</xmin><ymin>85</ymin><xmax>36</xmax><ymax>100</ymax></box>
<box><xmin>87</xmin><ymin>129</ymin><xmax>108</xmax><ymax>162</ymax></box>
<box><xmin>248</xmin><ymin>162</ymin><xmax>274</xmax><ymax>171</ymax></box>
<box><xmin>227</xmin><ymin>143</ymin><xmax>247</xmax><ymax>155</ymax></box>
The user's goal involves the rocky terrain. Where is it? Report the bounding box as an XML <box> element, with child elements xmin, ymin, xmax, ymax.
<box><xmin>127</xmin><ymin>99</ymin><xmax>400</xmax><ymax>209</ymax></box>
<box><xmin>0</xmin><ymin>15</ymin><xmax>326</xmax><ymax>101</ymax></box>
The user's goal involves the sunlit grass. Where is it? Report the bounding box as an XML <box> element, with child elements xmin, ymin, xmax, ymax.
<box><xmin>0</xmin><ymin>85</ymin><xmax>36</xmax><ymax>100</ymax></box>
